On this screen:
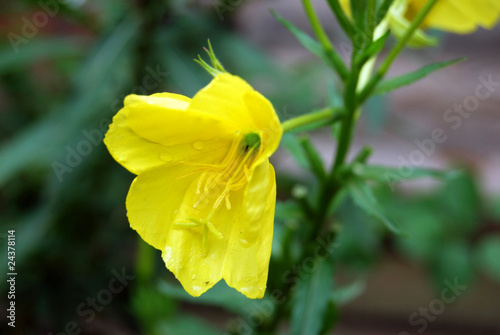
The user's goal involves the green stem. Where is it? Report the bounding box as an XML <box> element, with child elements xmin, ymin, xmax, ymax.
<box><xmin>281</xmin><ymin>107</ymin><xmax>343</xmax><ymax>133</ymax></box>
<box><xmin>301</xmin><ymin>0</ymin><xmax>349</xmax><ymax>80</ymax></box>
<box><xmin>358</xmin><ymin>0</ymin><xmax>439</xmax><ymax>103</ymax></box>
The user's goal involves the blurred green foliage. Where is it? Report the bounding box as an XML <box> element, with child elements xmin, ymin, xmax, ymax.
<box><xmin>1</xmin><ymin>0</ymin><xmax>500</xmax><ymax>334</ymax></box>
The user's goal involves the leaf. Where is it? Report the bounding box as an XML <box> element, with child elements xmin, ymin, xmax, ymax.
<box><xmin>376</xmin><ymin>0</ymin><xmax>395</xmax><ymax>24</ymax></box>
<box><xmin>0</xmin><ymin>38</ymin><xmax>84</xmax><ymax>75</ymax></box>
<box><xmin>299</xmin><ymin>136</ymin><xmax>327</xmax><ymax>181</ymax></box>
<box><xmin>271</xmin><ymin>10</ymin><xmax>348</xmax><ymax>79</ymax></box>
<box><xmin>281</xmin><ymin>133</ymin><xmax>311</xmax><ymax>171</ymax></box>
<box><xmin>331</xmin><ymin>279</ymin><xmax>366</xmax><ymax>305</ymax></box>
<box><xmin>356</xmin><ymin>30</ymin><xmax>390</xmax><ymax>65</ymax></box>
<box><xmin>0</xmin><ymin>17</ymin><xmax>139</xmax><ymax>186</ymax></box>
<box><xmin>352</xmin><ymin>163</ymin><xmax>463</xmax><ymax>184</ymax></box>
<box><xmin>374</xmin><ymin>58</ymin><xmax>465</xmax><ymax>95</ymax></box>
<box><xmin>291</xmin><ymin>259</ymin><xmax>334</xmax><ymax>335</ymax></box>
<box><xmin>347</xmin><ymin>177</ymin><xmax>401</xmax><ymax>234</ymax></box>
<box><xmin>432</xmin><ymin>240</ymin><xmax>473</xmax><ymax>291</ymax></box>
<box><xmin>157</xmin><ymin>316</ymin><xmax>222</xmax><ymax>335</ymax></box>
<box><xmin>158</xmin><ymin>280</ymin><xmax>257</xmax><ymax>316</ymax></box>
<box><xmin>474</xmin><ymin>235</ymin><xmax>500</xmax><ymax>283</ymax></box>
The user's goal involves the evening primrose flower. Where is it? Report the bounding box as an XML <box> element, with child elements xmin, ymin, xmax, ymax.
<box><xmin>340</xmin><ymin>0</ymin><xmax>500</xmax><ymax>47</ymax></box>
<box><xmin>104</xmin><ymin>73</ymin><xmax>282</xmax><ymax>299</ymax></box>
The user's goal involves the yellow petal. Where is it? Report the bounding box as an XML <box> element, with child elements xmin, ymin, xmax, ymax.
<box><xmin>242</xmin><ymin>90</ymin><xmax>282</xmax><ymax>161</ymax></box>
<box><xmin>126</xmin><ymin>158</ymin><xmax>276</xmax><ymax>298</ymax></box>
<box><xmin>188</xmin><ymin>73</ymin><xmax>256</xmax><ymax>131</ymax></box>
<box><xmin>407</xmin><ymin>0</ymin><xmax>500</xmax><ymax>33</ymax></box>
<box><xmin>104</xmin><ymin>93</ymin><xmax>233</xmax><ymax>174</ymax></box>
<box><xmin>104</xmin><ymin>106</ymin><xmax>171</xmax><ymax>175</ymax></box>
<box><xmin>223</xmin><ymin>161</ymin><xmax>276</xmax><ymax>299</ymax></box>
<box><xmin>239</xmin><ymin>159</ymin><xmax>271</xmax><ymax>247</ymax></box>
<box><xmin>124</xmin><ymin>93</ymin><xmax>236</xmax><ymax>148</ymax></box>
<box><xmin>126</xmin><ymin>164</ymin><xmax>200</xmax><ymax>250</ymax></box>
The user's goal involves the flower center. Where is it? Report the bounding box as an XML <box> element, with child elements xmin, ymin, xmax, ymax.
<box><xmin>193</xmin><ymin>131</ymin><xmax>262</xmax><ymax>211</ymax></box>
<box><xmin>174</xmin><ymin>132</ymin><xmax>262</xmax><ymax>253</ymax></box>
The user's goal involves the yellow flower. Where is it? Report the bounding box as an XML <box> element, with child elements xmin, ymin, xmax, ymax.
<box><xmin>403</xmin><ymin>0</ymin><xmax>500</xmax><ymax>33</ymax></box>
<box><xmin>340</xmin><ymin>0</ymin><xmax>500</xmax><ymax>47</ymax></box>
<box><xmin>104</xmin><ymin>73</ymin><xmax>282</xmax><ymax>299</ymax></box>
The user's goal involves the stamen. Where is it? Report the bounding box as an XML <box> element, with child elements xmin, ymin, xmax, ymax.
<box><xmin>173</xmin><ymin>221</ymin><xmax>203</xmax><ymax>229</ymax></box>
<box><xmin>196</xmin><ymin>171</ymin><xmax>207</xmax><ymax>194</ymax></box>
<box><xmin>225</xmin><ymin>193</ymin><xmax>231</xmax><ymax>210</ymax></box>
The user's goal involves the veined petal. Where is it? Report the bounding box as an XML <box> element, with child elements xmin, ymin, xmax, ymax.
<box><xmin>188</xmin><ymin>73</ymin><xmax>257</xmax><ymax>131</ymax></box>
<box><xmin>222</xmin><ymin>161</ymin><xmax>276</xmax><ymax>299</ymax></box>
<box><xmin>126</xmin><ymin>164</ymin><xmax>200</xmax><ymax>250</ymax></box>
<box><xmin>104</xmin><ymin>97</ymin><xmax>233</xmax><ymax>174</ymax></box>
<box><xmin>124</xmin><ymin>93</ymin><xmax>236</xmax><ymax>148</ymax></box>
<box><xmin>104</xmin><ymin>107</ymin><xmax>171</xmax><ymax>175</ymax></box>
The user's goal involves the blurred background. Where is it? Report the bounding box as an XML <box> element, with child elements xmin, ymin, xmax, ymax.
<box><xmin>1</xmin><ymin>0</ymin><xmax>499</xmax><ymax>334</ymax></box>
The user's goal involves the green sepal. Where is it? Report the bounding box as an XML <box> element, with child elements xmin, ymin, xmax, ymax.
<box><xmin>194</xmin><ymin>40</ymin><xmax>226</xmax><ymax>77</ymax></box>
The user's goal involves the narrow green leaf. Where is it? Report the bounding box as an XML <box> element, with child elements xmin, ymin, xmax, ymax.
<box><xmin>376</xmin><ymin>0</ymin><xmax>395</xmax><ymax>24</ymax></box>
<box><xmin>331</xmin><ymin>279</ymin><xmax>366</xmax><ymax>305</ymax></box>
<box><xmin>326</xmin><ymin>0</ymin><xmax>356</xmax><ymax>39</ymax></box>
<box><xmin>352</xmin><ymin>164</ymin><xmax>463</xmax><ymax>183</ymax></box>
<box><xmin>299</xmin><ymin>136</ymin><xmax>327</xmax><ymax>181</ymax></box>
<box><xmin>272</xmin><ymin>10</ymin><xmax>348</xmax><ymax>80</ymax></box>
<box><xmin>356</xmin><ymin>30</ymin><xmax>390</xmax><ymax>65</ymax></box>
<box><xmin>347</xmin><ymin>177</ymin><xmax>401</xmax><ymax>234</ymax></box>
<box><xmin>0</xmin><ymin>38</ymin><xmax>84</xmax><ymax>75</ymax></box>
<box><xmin>291</xmin><ymin>259</ymin><xmax>334</xmax><ymax>335</ymax></box>
<box><xmin>374</xmin><ymin>58</ymin><xmax>465</xmax><ymax>95</ymax></box>
<box><xmin>282</xmin><ymin>133</ymin><xmax>311</xmax><ymax>171</ymax></box>
<box><xmin>474</xmin><ymin>236</ymin><xmax>500</xmax><ymax>283</ymax></box>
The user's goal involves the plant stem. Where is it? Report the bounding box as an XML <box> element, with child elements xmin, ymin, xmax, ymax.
<box><xmin>281</xmin><ymin>107</ymin><xmax>343</xmax><ymax>133</ymax></box>
<box><xmin>358</xmin><ymin>0</ymin><xmax>439</xmax><ymax>103</ymax></box>
<box><xmin>301</xmin><ymin>0</ymin><xmax>349</xmax><ymax>80</ymax></box>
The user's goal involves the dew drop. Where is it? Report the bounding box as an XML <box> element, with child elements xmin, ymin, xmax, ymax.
<box><xmin>159</xmin><ymin>151</ymin><xmax>173</xmax><ymax>162</ymax></box>
<box><xmin>192</xmin><ymin>275</ymin><xmax>197</xmax><ymax>280</ymax></box>
<box><xmin>192</xmin><ymin>141</ymin><xmax>205</xmax><ymax>150</ymax></box>
<box><xmin>239</xmin><ymin>238</ymin><xmax>251</xmax><ymax>248</ymax></box>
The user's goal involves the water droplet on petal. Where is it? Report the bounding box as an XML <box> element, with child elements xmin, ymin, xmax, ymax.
<box><xmin>159</xmin><ymin>151</ymin><xmax>173</xmax><ymax>162</ymax></box>
<box><xmin>192</xmin><ymin>141</ymin><xmax>205</xmax><ymax>150</ymax></box>
<box><xmin>192</xmin><ymin>275</ymin><xmax>196</xmax><ymax>280</ymax></box>
<box><xmin>239</xmin><ymin>238</ymin><xmax>251</xmax><ymax>248</ymax></box>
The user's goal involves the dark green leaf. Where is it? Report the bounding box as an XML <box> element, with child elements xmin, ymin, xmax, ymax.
<box><xmin>356</xmin><ymin>30</ymin><xmax>390</xmax><ymax>65</ymax></box>
<box><xmin>158</xmin><ymin>280</ymin><xmax>256</xmax><ymax>316</ymax></box>
<box><xmin>0</xmin><ymin>38</ymin><xmax>84</xmax><ymax>75</ymax></box>
<box><xmin>157</xmin><ymin>316</ymin><xmax>222</xmax><ymax>335</ymax></box>
<box><xmin>331</xmin><ymin>279</ymin><xmax>366</xmax><ymax>305</ymax></box>
<box><xmin>299</xmin><ymin>136</ymin><xmax>327</xmax><ymax>181</ymax></box>
<box><xmin>347</xmin><ymin>177</ymin><xmax>401</xmax><ymax>234</ymax></box>
<box><xmin>352</xmin><ymin>163</ymin><xmax>462</xmax><ymax>187</ymax></box>
<box><xmin>432</xmin><ymin>240</ymin><xmax>473</xmax><ymax>291</ymax></box>
<box><xmin>376</xmin><ymin>0</ymin><xmax>395</xmax><ymax>24</ymax></box>
<box><xmin>291</xmin><ymin>259</ymin><xmax>334</xmax><ymax>335</ymax></box>
<box><xmin>281</xmin><ymin>133</ymin><xmax>311</xmax><ymax>171</ymax></box>
<box><xmin>374</xmin><ymin>58</ymin><xmax>465</xmax><ymax>95</ymax></box>
<box><xmin>474</xmin><ymin>235</ymin><xmax>500</xmax><ymax>283</ymax></box>
<box><xmin>272</xmin><ymin>10</ymin><xmax>348</xmax><ymax>79</ymax></box>
<box><xmin>326</xmin><ymin>0</ymin><xmax>356</xmax><ymax>39</ymax></box>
